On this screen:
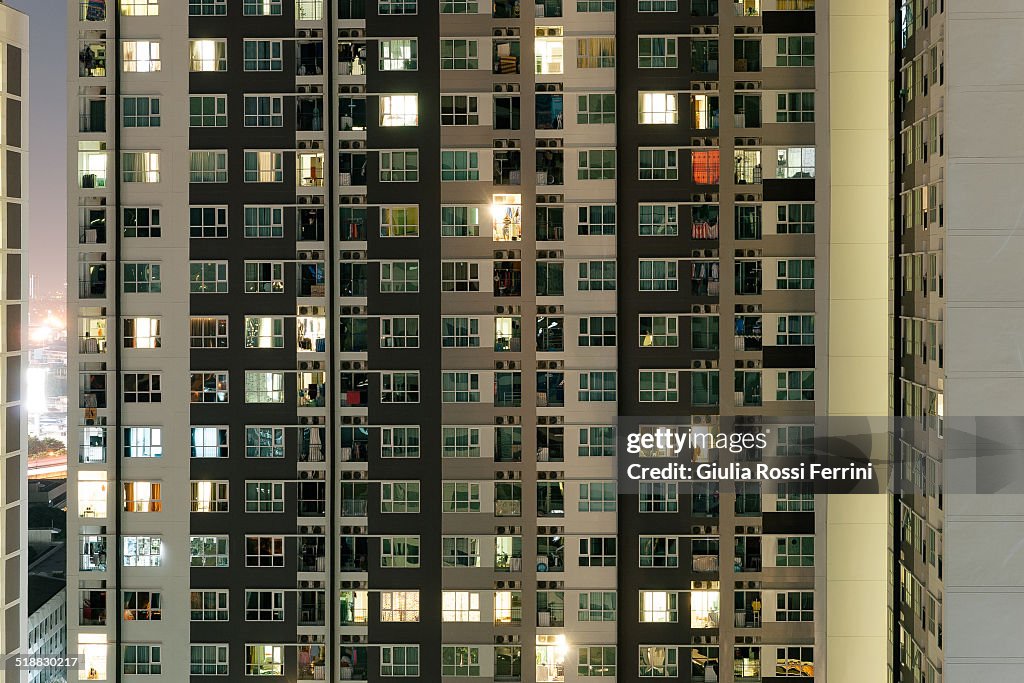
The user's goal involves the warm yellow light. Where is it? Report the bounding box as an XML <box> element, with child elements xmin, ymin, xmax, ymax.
<box><xmin>555</xmin><ymin>634</ymin><xmax>569</xmax><ymax>660</ymax></box>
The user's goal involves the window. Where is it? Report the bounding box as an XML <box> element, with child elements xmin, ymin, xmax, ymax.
<box><xmin>691</xmin><ymin>370</ymin><xmax>719</xmax><ymax>405</ymax></box>
<box><xmin>634</xmin><ymin>370</ymin><xmax>675</xmax><ymax>403</ymax></box>
<box><xmin>777</xmin><ymin>36</ymin><xmax>814</xmax><ymax>66</ymax></box>
<box><xmin>776</xmin><ymin>203</ymin><xmax>814</xmax><ymax>234</ymax></box>
<box><xmin>380</xmin><ymin>206</ymin><xmax>419</xmax><ymax>237</ymax></box>
<box><xmin>242</xmin><ymin>318</ymin><xmax>284</xmax><ymax>350</ymax></box>
<box><xmin>245</xmin><ymin>426</ymin><xmax>285</xmax><ymax>458</ymax></box>
<box><xmin>776</xmin><ymin>647</ymin><xmax>813</xmax><ymax>677</ymax></box>
<box><xmin>189</xmin><ymin>95</ymin><xmax>227</xmax><ymax>127</ymax></box>
<box><xmin>442</xmin><ymin>591</ymin><xmax>481</xmax><ymax>622</ymax></box>
<box><xmin>692</xmin><ymin>149</ymin><xmax>721</xmax><ymax>183</ymax></box>
<box><xmin>639</xmin><ymin>316</ymin><xmax>679</xmax><ymax>347</ymax></box>
<box><xmin>577</xmin><ymin>37</ymin><xmax>616</xmax><ymax>68</ymax></box>
<box><xmin>245</xmin><ymin>536</ymin><xmax>285</xmax><ymax>567</ymax></box>
<box><xmin>189</xmin><ymin>151</ymin><xmax>228</xmax><ymax>186</ymax></box>
<box><xmin>638</xmin><ymin>37</ymin><xmax>677</xmax><ymax>68</ymax></box>
<box><xmin>579</xmin><ymin>482</ymin><xmax>616</xmax><ymax>512</ymax></box>
<box><xmin>777</xmin><ymin>314</ymin><xmax>814</xmax><ymax>345</ymax></box>
<box><xmin>578</xmin><ymin>593</ymin><xmax>616</xmax><ymax>623</ymax></box>
<box><xmin>578</xmin><ymin>93</ymin><xmax>616</xmax><ymax>123</ymax></box>
<box><xmin>122</xmin><ymin>152</ymin><xmax>160</xmax><ymax>183</ymax></box>
<box><xmin>579</xmin><ymin>537</ymin><xmax>616</xmax><ymax>566</ymax></box>
<box><xmin>190</xmin><ymin>427</ymin><xmax>228</xmax><ymax>459</ymax></box>
<box><xmin>381</xmin><ymin>95</ymin><xmax>419</xmax><ymax>126</ymax></box>
<box><xmin>639</xmin><ymin>646</ymin><xmax>678</xmax><ymax>677</ymax></box>
<box><xmin>122</xmin><ymin>40</ymin><xmax>161</xmax><ymax>72</ymax></box>
<box><xmin>242</xmin><ymin>262</ymin><xmax>283</xmax><ymax>293</ymax></box>
<box><xmin>578</xmin><ymin>150</ymin><xmax>616</xmax><ymax>180</ymax></box>
<box><xmin>123</xmin><ymin>427</ymin><xmax>161</xmax><ymax>458</ymax></box>
<box><xmin>639</xmin><ymin>148</ymin><xmax>678</xmax><ymax>180</ymax></box>
<box><xmin>575</xmin><ymin>206</ymin><xmax>615</xmax><ymax>238</ymax></box>
<box><xmin>188</xmin><ymin>206</ymin><xmax>228</xmax><ymax>239</ymax></box>
<box><xmin>244</xmin><ymin>591</ymin><xmax>284</xmax><ymax>621</ymax></box>
<box><xmin>244</xmin><ymin>371</ymin><xmax>285</xmax><ymax>404</ymax></box>
<box><xmin>442</xmin><ymin>536</ymin><xmax>481</xmax><ymax>566</ymax></box>
<box><xmin>379</xmin><ymin>150</ymin><xmax>419</xmax><ymax>182</ymax></box>
<box><xmin>441</xmin><ymin>39</ymin><xmax>479</xmax><ymax>69</ymax></box>
<box><xmin>639</xmin><ymin>536</ymin><xmax>678</xmax><ymax>567</ymax></box>
<box><xmin>443</xmin><ymin>482</ymin><xmax>481</xmax><ymax>512</ymax></box>
<box><xmin>579</xmin><ymin>426</ymin><xmax>615</xmax><ymax>457</ymax></box>
<box><xmin>640</xmin><ymin>482</ymin><xmax>679</xmax><ymax>512</ymax></box>
<box><xmin>242</xmin><ymin>206</ymin><xmax>283</xmax><ymax>238</ymax></box>
<box><xmin>123</xmin><ymin>373</ymin><xmax>161</xmax><ymax>403</ymax></box>
<box><xmin>381</xmin><ymin>591</ymin><xmax>420</xmax><ymax>622</ymax></box>
<box><xmin>190</xmin><ymin>645</ymin><xmax>229</xmax><ymax>676</ymax></box>
<box><xmin>245</xmin><ymin>482</ymin><xmax>284</xmax><ymax>513</ymax></box>
<box><xmin>776</xmin><ymin>370</ymin><xmax>814</xmax><ymax>401</ymax></box>
<box><xmin>776</xmin><ymin>259</ymin><xmax>814</xmax><ymax>289</ymax></box>
<box><xmin>691</xmin><ymin>316</ymin><xmax>719</xmax><ymax>350</ymax></box>
<box><xmin>442</xmin><ymin>372</ymin><xmax>480</xmax><ymax>403</ymax></box>
<box><xmin>578</xmin><ymin>0</ymin><xmax>615</xmax><ymax>9</ymax></box>
<box><xmin>442</xmin><ymin>427</ymin><xmax>481</xmax><ymax>458</ymax></box>
<box><xmin>123</xmin><ymin>590</ymin><xmax>162</xmax><ymax>620</ymax></box>
<box><xmin>380</xmin><ymin>39</ymin><xmax>418</xmax><ymax>70</ymax></box>
<box><xmin>441</xmin><ymin>150</ymin><xmax>480</xmax><ymax>181</ymax></box>
<box><xmin>190</xmin><ymin>590</ymin><xmax>229</xmax><ymax>620</ymax></box>
<box><xmin>442</xmin><ymin>317</ymin><xmax>480</xmax><ymax>347</ymax></box>
<box><xmin>441</xmin><ymin>647</ymin><xmax>480</xmax><ymax>677</ymax></box>
<box><xmin>189</xmin><ymin>39</ymin><xmax>227</xmax><ymax>72</ymax></box>
<box><xmin>639</xmin><ymin>92</ymin><xmax>678</xmax><ymax>124</ymax></box>
<box><xmin>190</xmin><ymin>536</ymin><xmax>228</xmax><ymax>567</ymax></box>
<box><xmin>190</xmin><ymin>317</ymin><xmax>228</xmax><ymax>348</ymax></box>
<box><xmin>776</xmin><ymin>147</ymin><xmax>815</xmax><ymax>179</ymax></box>
<box><xmin>123</xmin><ymin>97</ymin><xmax>160</xmax><ymax>127</ymax></box>
<box><xmin>190</xmin><ymin>481</ymin><xmax>228</xmax><ymax>512</ymax></box>
<box><xmin>243</xmin><ymin>95</ymin><xmax>283</xmax><ymax>127</ymax></box>
<box><xmin>640</xmin><ymin>591</ymin><xmax>678</xmax><ymax>622</ymax></box>
<box><xmin>243</xmin><ymin>151</ymin><xmax>283</xmax><ymax>183</ymax></box>
<box><xmin>121</xmin><ymin>0</ymin><xmax>159</xmax><ymax>14</ymax></box>
<box><xmin>579</xmin><ymin>317</ymin><xmax>616</xmax><ymax>346</ymax></box>
<box><xmin>639</xmin><ymin>259</ymin><xmax>677</xmax><ymax>291</ymax></box>
<box><xmin>190</xmin><ymin>372</ymin><xmax>229</xmax><ymax>404</ymax></box>
<box><xmin>123</xmin><ymin>207</ymin><xmax>161</xmax><ymax>238</ymax></box>
<box><xmin>776</xmin><ymin>591</ymin><xmax>813</xmax><ymax>621</ymax></box>
<box><xmin>639</xmin><ymin>204</ymin><xmax>678</xmax><ymax>236</ymax></box>
<box><xmin>381</xmin><ymin>646</ymin><xmax>420</xmax><ymax>677</ymax></box>
<box><xmin>777</xmin><ymin>92</ymin><xmax>814</xmax><ymax>122</ymax></box>
<box><xmin>381</xmin><ymin>481</ymin><xmax>421</xmax><ymax>513</ymax></box>
<box><xmin>245</xmin><ymin>646</ymin><xmax>283</xmax><ymax>676</ymax></box>
<box><xmin>441</xmin><ymin>96</ymin><xmax>479</xmax><ymax>126</ymax></box>
<box><xmin>378</xmin><ymin>317</ymin><xmax>418</xmax><ymax>350</ymax></box>
<box><xmin>124</xmin><ymin>317</ymin><xmax>161</xmax><ymax>349</ymax></box>
<box><xmin>579</xmin><ymin>371</ymin><xmax>616</xmax><ymax>401</ymax></box>
<box><xmin>579</xmin><ymin>261</ymin><xmax>616</xmax><ymax>291</ymax></box>
<box><xmin>441</xmin><ymin>0</ymin><xmax>478</xmax><ymax>10</ymax></box>
<box><xmin>190</xmin><ymin>0</ymin><xmax>226</xmax><ymax>13</ymax></box>
<box><xmin>243</xmin><ymin>0</ymin><xmax>282</xmax><ymax>14</ymax></box>
<box><xmin>441</xmin><ymin>261</ymin><xmax>480</xmax><ymax>291</ymax></box>
<box><xmin>122</xmin><ymin>536</ymin><xmax>162</xmax><ymax>567</ymax></box>
<box><xmin>381</xmin><ymin>536</ymin><xmax>420</xmax><ymax>567</ymax></box>
<box><xmin>776</xmin><ymin>536</ymin><xmax>814</xmax><ymax>566</ymax></box>
<box><xmin>639</xmin><ymin>0</ymin><xmax>676</xmax><ymax>10</ymax></box>
<box><xmin>123</xmin><ymin>644</ymin><xmax>161</xmax><ymax>675</ymax></box>
<box><xmin>244</xmin><ymin>40</ymin><xmax>283</xmax><ymax>71</ymax></box>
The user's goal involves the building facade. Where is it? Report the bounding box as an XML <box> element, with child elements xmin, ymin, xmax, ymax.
<box><xmin>0</xmin><ymin>1</ymin><xmax>28</xmax><ymax>679</ymax></box>
<box><xmin>27</xmin><ymin>575</ymin><xmax>69</xmax><ymax>683</ymax></box>
<box><xmin>67</xmin><ymin>0</ymin><xmax>889</xmax><ymax>681</ymax></box>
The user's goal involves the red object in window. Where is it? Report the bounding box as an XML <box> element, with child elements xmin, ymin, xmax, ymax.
<box><xmin>692</xmin><ymin>150</ymin><xmax>721</xmax><ymax>185</ymax></box>
<box><xmin>346</xmin><ymin>390</ymin><xmax>362</xmax><ymax>406</ymax></box>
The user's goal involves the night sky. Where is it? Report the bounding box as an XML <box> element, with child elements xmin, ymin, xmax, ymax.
<box><xmin>7</xmin><ymin>0</ymin><xmax>67</xmax><ymax>293</ymax></box>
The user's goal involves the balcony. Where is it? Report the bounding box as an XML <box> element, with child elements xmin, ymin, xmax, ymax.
<box><xmin>78</xmin><ymin>42</ymin><xmax>106</xmax><ymax>77</ymax></box>
<box><xmin>536</xmin><ymin>537</ymin><xmax>564</xmax><ymax>572</ymax></box>
<box><xmin>339</xmin><ymin>373</ymin><xmax>368</xmax><ymax>407</ymax></box>
<box><xmin>339</xmin><ymin>426</ymin><xmax>368</xmax><ymax>462</ymax></box>
<box><xmin>79</xmin><ymin>98</ymin><xmax>106</xmax><ymax>133</ymax></box>
<box><xmin>734</xmin><ymin>316</ymin><xmax>762</xmax><ymax>351</ymax></box>
<box><xmin>298</xmin><ymin>208</ymin><xmax>326</xmax><ymax>242</ymax></box>
<box><xmin>338</xmin><ymin>152</ymin><xmax>367</xmax><ymax>187</ymax></box>
<box><xmin>298</xmin><ymin>263</ymin><xmax>326</xmax><ymax>297</ymax></box>
<box><xmin>297</xmin><ymin>97</ymin><xmax>324</xmax><ymax>132</ymax></box>
<box><xmin>536</xmin><ymin>150</ymin><xmax>564</xmax><ymax>186</ymax></box>
<box><xmin>690</xmin><ymin>260</ymin><xmax>720</xmax><ymax>296</ymax></box>
<box><xmin>298</xmin><ymin>537</ymin><xmax>326</xmax><ymax>572</ymax></box>
<box><xmin>298</xmin><ymin>592</ymin><xmax>326</xmax><ymax>626</ymax></box>
<box><xmin>297</xmin><ymin>41</ymin><xmax>324</xmax><ymax>76</ymax></box>
<box><xmin>297</xmin><ymin>372</ymin><xmax>326</xmax><ymax>408</ymax></box>
<box><xmin>735</xmin><ymin>371</ymin><xmax>763</xmax><ymax>407</ymax></box>
<box><xmin>338</xmin><ymin>264</ymin><xmax>367</xmax><ymax>297</ymax></box>
<box><xmin>300</xmin><ymin>427</ymin><xmax>327</xmax><ymax>463</ymax></box>
<box><xmin>339</xmin><ymin>97</ymin><xmax>367</xmax><ymax>132</ymax></box>
<box><xmin>297</xmin><ymin>316</ymin><xmax>327</xmax><ymax>353</ymax></box>
<box><xmin>494</xmin><ymin>372</ymin><xmax>522</xmax><ymax>408</ymax></box>
<box><xmin>536</xmin><ymin>373</ymin><xmax>564</xmax><ymax>408</ymax></box>
<box><xmin>298</xmin><ymin>152</ymin><xmax>325</xmax><ymax>188</ymax></box>
<box><xmin>494</xmin><ymin>151</ymin><xmax>522</xmax><ymax>186</ymax></box>
<box><xmin>338</xmin><ymin>42</ymin><xmax>368</xmax><ymax>77</ymax></box>
<box><xmin>339</xmin><ymin>537</ymin><xmax>368</xmax><ymax>571</ymax></box>
<box><xmin>80</xmin><ymin>590</ymin><xmax>106</xmax><ymax>626</ymax></box>
<box><xmin>494</xmin><ymin>261</ymin><xmax>522</xmax><ymax>297</ymax></box>
<box><xmin>80</xmin><ymin>536</ymin><xmax>107</xmax><ymax>572</ymax></box>
<box><xmin>298</xmin><ymin>482</ymin><xmax>326</xmax><ymax>517</ymax></box>
<box><xmin>692</xmin><ymin>554</ymin><xmax>720</xmax><ymax>573</ymax></box>
<box><xmin>495</xmin><ymin>607</ymin><xmax>522</xmax><ymax>626</ymax></box>
<box><xmin>80</xmin><ymin>0</ymin><xmax>106</xmax><ymax>21</ymax></box>
<box><xmin>79</xmin><ymin>208</ymin><xmax>107</xmax><ymax>244</ymax></box>
<box><xmin>734</xmin><ymin>538</ymin><xmax>762</xmax><ymax>572</ymax></box>
<box><xmin>339</xmin><ymin>647</ymin><xmax>368</xmax><ymax>681</ymax></box>
<box><xmin>297</xmin><ymin>645</ymin><xmax>326</xmax><ymax>681</ymax></box>
<box><xmin>495</xmin><ymin>537</ymin><xmax>523</xmax><ymax>573</ymax></box>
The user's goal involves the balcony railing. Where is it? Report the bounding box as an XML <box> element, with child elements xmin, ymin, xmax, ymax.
<box><xmin>692</xmin><ymin>554</ymin><xmax>720</xmax><ymax>573</ymax></box>
<box><xmin>494</xmin><ymin>608</ymin><xmax>522</xmax><ymax>626</ymax></box>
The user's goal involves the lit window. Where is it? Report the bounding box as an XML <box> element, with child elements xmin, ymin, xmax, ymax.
<box><xmin>190</xmin><ymin>150</ymin><xmax>228</xmax><ymax>183</ymax></box>
<box><xmin>122</xmin><ymin>152</ymin><xmax>160</xmax><ymax>183</ymax></box>
<box><xmin>244</xmin><ymin>371</ymin><xmax>285</xmax><ymax>403</ymax></box>
<box><xmin>189</xmin><ymin>0</ymin><xmax>227</xmax><ymax>15</ymax></box>
<box><xmin>380</xmin><ymin>94</ymin><xmax>418</xmax><ymax>127</ymax></box>
<box><xmin>190</xmin><ymin>589</ymin><xmax>229</xmax><ymax>619</ymax></box>
<box><xmin>639</xmin><ymin>646</ymin><xmax>678</xmax><ymax>677</ymax></box>
<box><xmin>380</xmin><ymin>591</ymin><xmax>420</xmax><ymax>622</ymax></box>
<box><xmin>442</xmin><ymin>591</ymin><xmax>481</xmax><ymax>622</ymax></box>
<box><xmin>639</xmin><ymin>92</ymin><xmax>677</xmax><ymax>125</ymax></box>
<box><xmin>121</xmin><ymin>0</ymin><xmax>159</xmax><ymax>15</ymax></box>
<box><xmin>243</xmin><ymin>0</ymin><xmax>282</xmax><ymax>15</ymax></box>
<box><xmin>191</xmin><ymin>481</ymin><xmax>229</xmax><ymax>512</ymax></box>
<box><xmin>381</xmin><ymin>206</ymin><xmax>419</xmax><ymax>237</ymax></box>
<box><xmin>123</xmin><ymin>590</ymin><xmax>162</xmax><ymax>620</ymax></box>
<box><xmin>189</xmin><ymin>39</ymin><xmax>226</xmax><ymax>72</ymax></box>
<box><xmin>123</xmin><ymin>536</ymin><xmax>162</xmax><ymax>567</ymax></box>
<box><xmin>191</xmin><ymin>427</ymin><xmax>228</xmax><ymax>458</ymax></box>
<box><xmin>78</xmin><ymin>476</ymin><xmax>108</xmax><ymax>518</ymax></box>
<box><xmin>297</xmin><ymin>152</ymin><xmax>324</xmax><ymax>187</ymax></box>
<box><xmin>577</xmin><ymin>37</ymin><xmax>615</xmax><ymax>68</ymax></box>
<box><xmin>245</xmin><ymin>645</ymin><xmax>283</xmax><ymax>676</ymax></box>
<box><xmin>775</xmin><ymin>146</ymin><xmax>815</xmax><ymax>178</ymax></box>
<box><xmin>535</xmin><ymin>28</ymin><xmax>564</xmax><ymax>74</ymax></box>
<box><xmin>123</xmin><ymin>317</ymin><xmax>160</xmax><ymax>348</ymax></box>
<box><xmin>639</xmin><ymin>591</ymin><xmax>678</xmax><ymax>622</ymax></box>
<box><xmin>244</xmin><ymin>151</ymin><xmax>283</xmax><ymax>183</ymax></box>
<box><xmin>244</xmin><ymin>317</ymin><xmax>284</xmax><ymax>348</ymax></box>
<box><xmin>380</xmin><ymin>39</ymin><xmax>417</xmax><ymax>70</ymax></box>
<box><xmin>123</xmin><ymin>481</ymin><xmax>162</xmax><ymax>512</ymax></box>
<box><xmin>122</xmin><ymin>40</ymin><xmax>161</xmax><ymax>72</ymax></box>
<box><xmin>124</xmin><ymin>427</ymin><xmax>161</xmax><ymax>458</ymax></box>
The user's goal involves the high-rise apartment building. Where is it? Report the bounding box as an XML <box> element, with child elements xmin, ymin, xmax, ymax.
<box><xmin>0</xmin><ymin>1</ymin><xmax>28</xmax><ymax>678</ymax></box>
<box><xmin>67</xmin><ymin>0</ymin><xmax>889</xmax><ymax>681</ymax></box>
